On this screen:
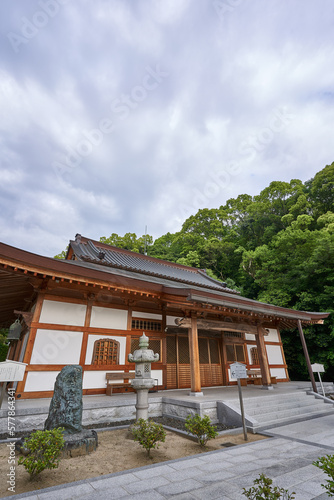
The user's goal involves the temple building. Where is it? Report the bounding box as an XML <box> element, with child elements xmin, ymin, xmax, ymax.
<box><xmin>0</xmin><ymin>234</ymin><xmax>329</xmax><ymax>399</ymax></box>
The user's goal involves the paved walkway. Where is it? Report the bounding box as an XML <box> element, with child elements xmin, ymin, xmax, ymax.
<box><xmin>7</xmin><ymin>414</ymin><xmax>334</xmax><ymax>500</ymax></box>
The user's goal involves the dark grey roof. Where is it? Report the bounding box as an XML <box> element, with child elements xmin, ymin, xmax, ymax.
<box><xmin>70</xmin><ymin>239</ymin><xmax>239</xmax><ymax>295</ymax></box>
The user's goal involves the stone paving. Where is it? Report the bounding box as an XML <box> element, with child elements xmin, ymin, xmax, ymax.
<box><xmin>8</xmin><ymin>414</ymin><xmax>334</xmax><ymax>500</ymax></box>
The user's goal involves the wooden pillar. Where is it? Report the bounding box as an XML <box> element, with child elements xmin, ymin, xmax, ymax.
<box><xmin>188</xmin><ymin>315</ymin><xmax>202</xmax><ymax>394</ymax></box>
<box><xmin>256</xmin><ymin>325</ymin><xmax>272</xmax><ymax>387</ymax></box>
<box><xmin>16</xmin><ymin>292</ymin><xmax>45</xmax><ymax>396</ymax></box>
<box><xmin>297</xmin><ymin>320</ymin><xmax>318</xmax><ymax>393</ymax></box>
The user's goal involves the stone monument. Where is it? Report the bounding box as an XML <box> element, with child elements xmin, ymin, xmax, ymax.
<box><xmin>45</xmin><ymin>365</ymin><xmax>83</xmax><ymax>433</ymax></box>
<box><xmin>17</xmin><ymin>365</ymin><xmax>98</xmax><ymax>458</ymax></box>
<box><xmin>128</xmin><ymin>333</ymin><xmax>159</xmax><ymax>420</ymax></box>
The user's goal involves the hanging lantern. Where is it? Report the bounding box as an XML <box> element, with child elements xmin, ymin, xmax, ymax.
<box><xmin>8</xmin><ymin>319</ymin><xmax>22</xmax><ymax>340</ymax></box>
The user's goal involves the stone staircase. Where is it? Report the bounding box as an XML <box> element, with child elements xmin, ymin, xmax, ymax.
<box><xmin>218</xmin><ymin>390</ymin><xmax>334</xmax><ymax>432</ymax></box>
<box><xmin>308</xmin><ymin>381</ymin><xmax>334</xmax><ymax>395</ymax></box>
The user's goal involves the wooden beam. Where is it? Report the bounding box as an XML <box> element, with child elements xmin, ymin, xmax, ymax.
<box><xmin>176</xmin><ymin>317</ymin><xmax>257</xmax><ymax>335</ymax></box>
<box><xmin>297</xmin><ymin>319</ymin><xmax>317</xmax><ymax>393</ymax></box>
<box><xmin>256</xmin><ymin>325</ymin><xmax>272</xmax><ymax>387</ymax></box>
<box><xmin>188</xmin><ymin>315</ymin><xmax>201</xmax><ymax>393</ymax></box>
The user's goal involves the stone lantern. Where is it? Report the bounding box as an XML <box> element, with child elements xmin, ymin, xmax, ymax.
<box><xmin>128</xmin><ymin>333</ymin><xmax>159</xmax><ymax>420</ymax></box>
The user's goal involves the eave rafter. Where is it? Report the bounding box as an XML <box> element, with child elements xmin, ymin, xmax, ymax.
<box><xmin>0</xmin><ymin>262</ymin><xmax>161</xmax><ymax>302</ymax></box>
<box><xmin>163</xmin><ymin>294</ymin><xmax>328</xmax><ymax>331</ymax></box>
<box><xmin>164</xmin><ymin>297</ymin><xmax>279</xmax><ymax>326</ymax></box>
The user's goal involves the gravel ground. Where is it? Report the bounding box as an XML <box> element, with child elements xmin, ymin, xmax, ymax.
<box><xmin>152</xmin><ymin>416</ymin><xmax>234</xmax><ymax>432</ymax></box>
<box><xmin>0</xmin><ymin>416</ymin><xmax>233</xmax><ymax>440</ymax></box>
<box><xmin>83</xmin><ymin>416</ymin><xmax>234</xmax><ymax>433</ymax></box>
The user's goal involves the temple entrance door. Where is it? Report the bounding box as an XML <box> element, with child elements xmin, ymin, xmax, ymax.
<box><xmin>166</xmin><ymin>335</ymin><xmax>223</xmax><ymax>389</ymax></box>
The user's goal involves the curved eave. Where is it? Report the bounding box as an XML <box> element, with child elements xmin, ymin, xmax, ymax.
<box><xmin>185</xmin><ymin>291</ymin><xmax>330</xmax><ymax>328</ymax></box>
<box><xmin>0</xmin><ymin>242</ymin><xmax>330</xmax><ymax>329</ymax></box>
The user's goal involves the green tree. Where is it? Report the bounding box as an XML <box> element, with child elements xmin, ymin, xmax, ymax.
<box><xmin>100</xmin><ymin>232</ymin><xmax>153</xmax><ymax>254</ymax></box>
<box><xmin>307</xmin><ymin>162</ymin><xmax>334</xmax><ymax>217</ymax></box>
<box><xmin>0</xmin><ymin>328</ymin><xmax>9</xmax><ymax>362</ymax></box>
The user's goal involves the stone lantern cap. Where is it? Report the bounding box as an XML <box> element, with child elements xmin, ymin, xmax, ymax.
<box><xmin>128</xmin><ymin>333</ymin><xmax>160</xmax><ymax>363</ymax></box>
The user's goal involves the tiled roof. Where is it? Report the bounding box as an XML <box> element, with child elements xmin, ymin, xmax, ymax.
<box><xmin>69</xmin><ymin>237</ymin><xmax>239</xmax><ymax>294</ymax></box>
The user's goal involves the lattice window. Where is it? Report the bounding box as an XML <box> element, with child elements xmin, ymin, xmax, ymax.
<box><xmin>224</xmin><ymin>331</ymin><xmax>245</xmax><ymax>339</ymax></box>
<box><xmin>167</xmin><ymin>336</ymin><xmax>177</xmax><ymax>364</ymax></box>
<box><xmin>226</xmin><ymin>344</ymin><xmax>245</xmax><ymax>363</ymax></box>
<box><xmin>226</xmin><ymin>344</ymin><xmax>235</xmax><ymax>362</ymax></box>
<box><xmin>209</xmin><ymin>338</ymin><xmax>220</xmax><ymax>364</ymax></box>
<box><xmin>178</xmin><ymin>336</ymin><xmax>190</xmax><ymax>364</ymax></box>
<box><xmin>199</xmin><ymin>338</ymin><xmax>209</xmax><ymax>364</ymax></box>
<box><xmin>131</xmin><ymin>337</ymin><xmax>140</xmax><ymax>353</ymax></box>
<box><xmin>250</xmin><ymin>347</ymin><xmax>259</xmax><ymax>365</ymax></box>
<box><xmin>131</xmin><ymin>318</ymin><xmax>162</xmax><ymax>332</ymax></box>
<box><xmin>236</xmin><ymin>344</ymin><xmax>245</xmax><ymax>362</ymax></box>
<box><xmin>92</xmin><ymin>338</ymin><xmax>119</xmax><ymax>365</ymax></box>
<box><xmin>130</xmin><ymin>337</ymin><xmax>161</xmax><ymax>360</ymax></box>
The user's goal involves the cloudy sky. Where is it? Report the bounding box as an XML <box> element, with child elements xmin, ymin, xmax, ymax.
<box><xmin>1</xmin><ymin>0</ymin><xmax>334</xmax><ymax>257</ymax></box>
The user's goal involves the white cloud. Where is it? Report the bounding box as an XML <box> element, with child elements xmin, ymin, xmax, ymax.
<box><xmin>0</xmin><ymin>0</ymin><xmax>333</xmax><ymax>255</ymax></box>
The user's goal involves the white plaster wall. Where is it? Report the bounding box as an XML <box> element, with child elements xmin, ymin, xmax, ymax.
<box><xmin>90</xmin><ymin>307</ymin><xmax>127</xmax><ymax>329</ymax></box>
<box><xmin>245</xmin><ymin>333</ymin><xmax>256</xmax><ymax>341</ymax></box>
<box><xmin>39</xmin><ymin>300</ymin><xmax>86</xmax><ymax>326</ymax></box>
<box><xmin>132</xmin><ymin>311</ymin><xmax>162</xmax><ymax>320</ymax></box>
<box><xmin>151</xmin><ymin>370</ymin><xmax>163</xmax><ymax>385</ymax></box>
<box><xmin>270</xmin><ymin>367</ymin><xmax>287</xmax><ymax>379</ymax></box>
<box><xmin>85</xmin><ymin>335</ymin><xmax>126</xmax><ymax>365</ymax></box>
<box><xmin>30</xmin><ymin>330</ymin><xmax>83</xmax><ymax>364</ymax></box>
<box><xmin>25</xmin><ymin>371</ymin><xmax>59</xmax><ymax>392</ymax></box>
<box><xmin>265</xmin><ymin>329</ymin><xmax>279</xmax><ymax>343</ymax></box>
<box><xmin>83</xmin><ymin>370</ymin><xmax>109</xmax><ymax>389</ymax></box>
<box><xmin>166</xmin><ymin>315</ymin><xmax>180</xmax><ymax>326</ymax></box>
<box><xmin>266</xmin><ymin>344</ymin><xmax>284</xmax><ymax>365</ymax></box>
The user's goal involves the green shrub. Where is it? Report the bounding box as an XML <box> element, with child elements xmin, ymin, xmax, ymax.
<box><xmin>242</xmin><ymin>474</ymin><xmax>295</xmax><ymax>499</ymax></box>
<box><xmin>131</xmin><ymin>418</ymin><xmax>166</xmax><ymax>457</ymax></box>
<box><xmin>0</xmin><ymin>328</ymin><xmax>9</xmax><ymax>362</ymax></box>
<box><xmin>184</xmin><ymin>414</ymin><xmax>218</xmax><ymax>447</ymax></box>
<box><xmin>18</xmin><ymin>428</ymin><xmax>65</xmax><ymax>480</ymax></box>
<box><xmin>313</xmin><ymin>454</ymin><xmax>334</xmax><ymax>496</ymax></box>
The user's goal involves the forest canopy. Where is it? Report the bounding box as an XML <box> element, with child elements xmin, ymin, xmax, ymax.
<box><xmin>55</xmin><ymin>162</ymin><xmax>334</xmax><ymax>381</ymax></box>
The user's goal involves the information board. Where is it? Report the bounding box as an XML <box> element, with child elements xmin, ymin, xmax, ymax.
<box><xmin>0</xmin><ymin>361</ymin><xmax>27</xmax><ymax>382</ymax></box>
<box><xmin>230</xmin><ymin>362</ymin><xmax>247</xmax><ymax>380</ymax></box>
<box><xmin>311</xmin><ymin>363</ymin><xmax>325</xmax><ymax>373</ymax></box>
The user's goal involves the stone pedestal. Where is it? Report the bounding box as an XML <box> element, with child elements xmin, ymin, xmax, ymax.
<box><xmin>62</xmin><ymin>429</ymin><xmax>98</xmax><ymax>458</ymax></box>
<box><xmin>16</xmin><ymin>429</ymin><xmax>98</xmax><ymax>459</ymax></box>
<box><xmin>131</xmin><ymin>379</ymin><xmax>157</xmax><ymax>420</ymax></box>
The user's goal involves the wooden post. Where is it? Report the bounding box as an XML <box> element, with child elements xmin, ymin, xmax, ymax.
<box><xmin>188</xmin><ymin>315</ymin><xmax>202</xmax><ymax>394</ymax></box>
<box><xmin>256</xmin><ymin>325</ymin><xmax>272</xmax><ymax>387</ymax></box>
<box><xmin>297</xmin><ymin>320</ymin><xmax>318</xmax><ymax>393</ymax></box>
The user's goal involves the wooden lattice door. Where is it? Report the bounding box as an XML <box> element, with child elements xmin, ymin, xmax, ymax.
<box><xmin>166</xmin><ymin>335</ymin><xmax>223</xmax><ymax>389</ymax></box>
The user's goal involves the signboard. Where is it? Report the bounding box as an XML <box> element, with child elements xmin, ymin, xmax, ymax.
<box><xmin>0</xmin><ymin>361</ymin><xmax>27</xmax><ymax>382</ymax></box>
<box><xmin>311</xmin><ymin>363</ymin><xmax>325</xmax><ymax>395</ymax></box>
<box><xmin>311</xmin><ymin>363</ymin><xmax>325</xmax><ymax>373</ymax></box>
<box><xmin>229</xmin><ymin>362</ymin><xmax>248</xmax><ymax>441</ymax></box>
<box><xmin>230</xmin><ymin>362</ymin><xmax>247</xmax><ymax>380</ymax></box>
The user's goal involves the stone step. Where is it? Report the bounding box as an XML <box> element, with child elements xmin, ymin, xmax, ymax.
<box><xmin>252</xmin><ymin>402</ymin><xmax>334</xmax><ymax>423</ymax></box>
<box><xmin>241</xmin><ymin>393</ymin><xmax>309</xmax><ymax>409</ymax></box>
<box><xmin>222</xmin><ymin>391</ymin><xmax>334</xmax><ymax>431</ymax></box>
<box><xmin>252</xmin><ymin>406</ymin><xmax>334</xmax><ymax>431</ymax></box>
<box><xmin>309</xmin><ymin>382</ymin><xmax>334</xmax><ymax>392</ymax></box>
<box><xmin>244</xmin><ymin>398</ymin><xmax>325</xmax><ymax>416</ymax></box>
